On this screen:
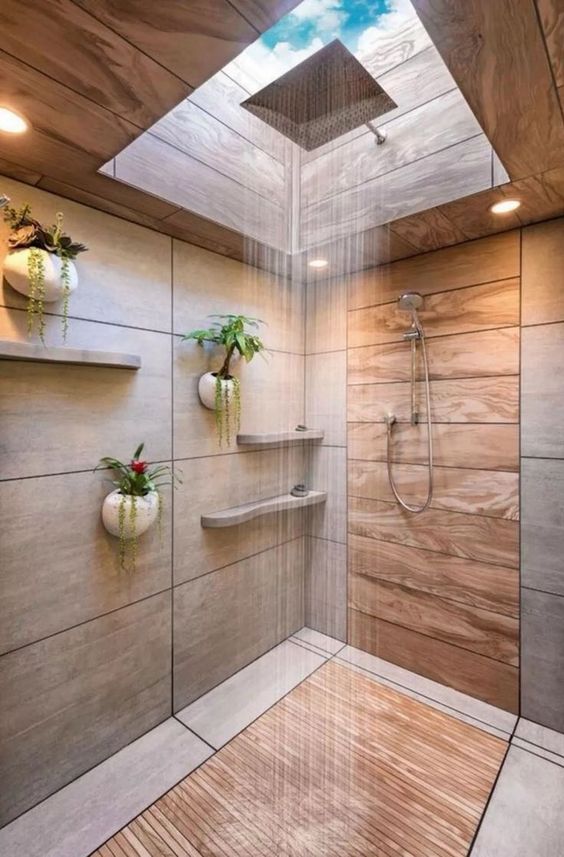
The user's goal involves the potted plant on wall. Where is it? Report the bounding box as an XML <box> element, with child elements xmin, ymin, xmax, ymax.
<box><xmin>2</xmin><ymin>203</ymin><xmax>87</xmax><ymax>342</ymax></box>
<box><xmin>182</xmin><ymin>314</ymin><xmax>266</xmax><ymax>446</ymax></box>
<box><xmin>95</xmin><ymin>443</ymin><xmax>180</xmax><ymax>572</ymax></box>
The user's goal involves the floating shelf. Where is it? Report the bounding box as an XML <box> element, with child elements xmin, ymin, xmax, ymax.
<box><xmin>0</xmin><ymin>339</ymin><xmax>141</xmax><ymax>370</ymax></box>
<box><xmin>201</xmin><ymin>490</ymin><xmax>327</xmax><ymax>529</ymax></box>
<box><xmin>237</xmin><ymin>429</ymin><xmax>324</xmax><ymax>446</ymax></box>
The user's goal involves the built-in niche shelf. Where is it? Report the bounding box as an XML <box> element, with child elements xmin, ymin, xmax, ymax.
<box><xmin>0</xmin><ymin>339</ymin><xmax>141</xmax><ymax>370</ymax></box>
<box><xmin>201</xmin><ymin>490</ymin><xmax>327</xmax><ymax>529</ymax></box>
<box><xmin>237</xmin><ymin>428</ymin><xmax>324</xmax><ymax>446</ymax></box>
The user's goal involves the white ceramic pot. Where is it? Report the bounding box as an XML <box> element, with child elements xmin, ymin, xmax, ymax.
<box><xmin>102</xmin><ymin>489</ymin><xmax>159</xmax><ymax>539</ymax></box>
<box><xmin>198</xmin><ymin>371</ymin><xmax>236</xmax><ymax>411</ymax></box>
<box><xmin>2</xmin><ymin>248</ymin><xmax>78</xmax><ymax>302</ymax></box>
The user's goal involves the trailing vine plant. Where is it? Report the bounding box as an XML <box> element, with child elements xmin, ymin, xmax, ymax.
<box><xmin>3</xmin><ymin>203</ymin><xmax>87</xmax><ymax>342</ymax></box>
<box><xmin>95</xmin><ymin>443</ymin><xmax>181</xmax><ymax>572</ymax></box>
<box><xmin>182</xmin><ymin>314</ymin><xmax>266</xmax><ymax>446</ymax></box>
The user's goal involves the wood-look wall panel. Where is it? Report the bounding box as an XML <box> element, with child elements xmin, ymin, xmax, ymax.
<box><xmin>114</xmin><ymin>134</ymin><xmax>286</xmax><ymax>250</ymax></box>
<box><xmin>349</xmin><ymin>534</ymin><xmax>519</xmax><ymax>617</ymax></box>
<box><xmin>349</xmin><ymin>575</ymin><xmax>518</xmax><ymax>665</ymax></box>
<box><xmin>301</xmin><ymin>46</ymin><xmax>456</xmax><ymax>165</ymax></box>
<box><xmin>348</xmin><ymin>376</ymin><xmax>519</xmax><ymax>424</ymax></box>
<box><xmin>505</xmin><ymin>166</ymin><xmax>564</xmax><ymax>228</ymax></box>
<box><xmin>229</xmin><ymin>0</ymin><xmax>301</xmax><ymax>32</ymax></box>
<box><xmin>149</xmin><ymin>100</ymin><xmax>285</xmax><ymax>203</ymax></box>
<box><xmin>348</xmin><ymin>610</ymin><xmax>519</xmax><ymax>712</ymax></box>
<box><xmin>348</xmin><ymin>328</ymin><xmax>520</xmax><ymax>384</ymax></box>
<box><xmin>73</xmin><ymin>0</ymin><xmax>258</xmax><ymax>88</ymax></box>
<box><xmin>348</xmin><ymin>231</ymin><xmax>520</xmax><ymax>311</ymax></box>
<box><xmin>0</xmin><ymin>0</ymin><xmax>190</xmax><ymax>129</ymax></box>
<box><xmin>348</xmin><ymin>460</ymin><xmax>519</xmax><ymax>520</ymax></box>
<box><xmin>348</xmin><ymin>422</ymin><xmax>519</xmax><ymax>471</ymax></box>
<box><xmin>349</xmin><ymin>496</ymin><xmax>519</xmax><ymax>569</ymax></box>
<box><xmin>411</xmin><ymin>0</ymin><xmax>564</xmax><ymax>178</ymax></box>
<box><xmin>348</xmin><ymin>278</ymin><xmax>520</xmax><ymax>347</ymax></box>
<box><xmin>302</xmin><ymin>136</ymin><xmax>493</xmax><ymax>248</ymax></box>
<box><xmin>357</xmin><ymin>13</ymin><xmax>432</xmax><ymax>79</ymax></box>
<box><xmin>301</xmin><ymin>90</ymin><xmax>481</xmax><ymax>206</ymax></box>
<box><xmin>388</xmin><ymin>207</ymin><xmax>468</xmax><ymax>253</ymax></box>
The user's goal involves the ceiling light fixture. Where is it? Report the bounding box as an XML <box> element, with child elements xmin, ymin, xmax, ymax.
<box><xmin>0</xmin><ymin>106</ymin><xmax>28</xmax><ymax>134</ymax></box>
<box><xmin>309</xmin><ymin>258</ymin><xmax>329</xmax><ymax>269</ymax></box>
<box><xmin>490</xmin><ymin>199</ymin><xmax>521</xmax><ymax>215</ymax></box>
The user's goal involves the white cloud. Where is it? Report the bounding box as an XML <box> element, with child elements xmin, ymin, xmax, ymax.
<box><xmin>356</xmin><ymin>0</ymin><xmax>429</xmax><ymax>65</ymax></box>
<box><xmin>226</xmin><ymin>37</ymin><xmax>325</xmax><ymax>92</ymax></box>
<box><xmin>290</xmin><ymin>0</ymin><xmax>345</xmax><ymax>33</ymax></box>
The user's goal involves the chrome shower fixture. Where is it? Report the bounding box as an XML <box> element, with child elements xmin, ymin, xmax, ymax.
<box><xmin>0</xmin><ymin>193</ymin><xmax>10</xmax><ymax>209</ymax></box>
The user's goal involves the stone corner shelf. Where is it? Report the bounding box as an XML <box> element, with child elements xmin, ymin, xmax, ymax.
<box><xmin>201</xmin><ymin>490</ymin><xmax>327</xmax><ymax>529</ymax></box>
<box><xmin>0</xmin><ymin>339</ymin><xmax>141</xmax><ymax>370</ymax></box>
<box><xmin>236</xmin><ymin>429</ymin><xmax>324</xmax><ymax>446</ymax></box>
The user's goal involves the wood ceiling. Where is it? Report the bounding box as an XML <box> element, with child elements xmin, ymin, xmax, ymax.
<box><xmin>0</xmin><ymin>0</ymin><xmax>563</xmax><ymax>277</ymax></box>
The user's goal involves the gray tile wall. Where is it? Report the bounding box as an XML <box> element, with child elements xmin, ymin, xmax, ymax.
<box><xmin>521</xmin><ymin>217</ymin><xmax>564</xmax><ymax>733</ymax></box>
<box><xmin>0</xmin><ymin>176</ymin><xmax>306</xmax><ymax>825</ymax></box>
<box><xmin>304</xmin><ymin>276</ymin><xmax>348</xmax><ymax>641</ymax></box>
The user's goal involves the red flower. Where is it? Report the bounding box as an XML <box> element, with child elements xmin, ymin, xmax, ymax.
<box><xmin>130</xmin><ymin>459</ymin><xmax>148</xmax><ymax>474</ymax></box>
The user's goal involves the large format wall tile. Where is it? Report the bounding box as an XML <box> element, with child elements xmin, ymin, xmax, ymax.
<box><xmin>173</xmin><ymin>448</ymin><xmax>305</xmax><ymax>585</ymax></box>
<box><xmin>0</xmin><ymin>177</ymin><xmax>172</xmax><ymax>332</ymax></box>
<box><xmin>0</xmin><ymin>471</ymin><xmax>172</xmax><ymax>654</ymax></box>
<box><xmin>522</xmin><ymin>322</ymin><xmax>564</xmax><ymax>458</ymax></box>
<box><xmin>172</xmin><ymin>240</ymin><xmax>305</xmax><ymax>353</ymax></box>
<box><xmin>0</xmin><ymin>310</ymin><xmax>171</xmax><ymax>478</ymax></box>
<box><xmin>307</xmin><ymin>445</ymin><xmax>347</xmax><ymax>543</ymax></box>
<box><xmin>522</xmin><ymin>458</ymin><xmax>564</xmax><ymax>597</ymax></box>
<box><xmin>306</xmin><ymin>276</ymin><xmax>347</xmax><ymax>354</ymax></box>
<box><xmin>173</xmin><ymin>539</ymin><xmax>304</xmax><ymax>709</ymax></box>
<box><xmin>173</xmin><ymin>344</ymin><xmax>305</xmax><ymax>459</ymax></box>
<box><xmin>305</xmin><ymin>537</ymin><xmax>347</xmax><ymax>641</ymax></box>
<box><xmin>0</xmin><ymin>592</ymin><xmax>171</xmax><ymax>826</ymax></box>
<box><xmin>522</xmin><ymin>217</ymin><xmax>564</xmax><ymax>325</ymax></box>
<box><xmin>522</xmin><ymin>588</ymin><xmax>564</xmax><ymax>732</ymax></box>
<box><xmin>305</xmin><ymin>351</ymin><xmax>346</xmax><ymax>446</ymax></box>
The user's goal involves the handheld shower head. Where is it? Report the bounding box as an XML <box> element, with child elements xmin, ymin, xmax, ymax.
<box><xmin>398</xmin><ymin>292</ymin><xmax>424</xmax><ymax>337</ymax></box>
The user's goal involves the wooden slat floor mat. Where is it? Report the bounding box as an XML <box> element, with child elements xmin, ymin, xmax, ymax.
<box><xmin>94</xmin><ymin>660</ymin><xmax>506</xmax><ymax>857</ymax></box>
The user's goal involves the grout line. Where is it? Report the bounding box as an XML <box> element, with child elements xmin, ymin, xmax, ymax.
<box><xmin>466</xmin><ymin>737</ymin><xmax>514</xmax><ymax>855</ymax></box>
<box><xmin>511</xmin><ymin>742</ymin><xmax>564</xmax><ymax>771</ymax></box>
<box><xmin>346</xmin><ymin>453</ymin><xmax>519</xmax><ymax>476</ymax></box>
<box><xmin>347</xmin><ymin>489</ymin><xmax>518</xmax><ymax>523</ymax></box>
<box><xmin>171</xmin><ymin>716</ymin><xmax>216</xmax><ymax>752</ymax></box>
<box><xmin>170</xmin><ymin>236</ymin><xmax>175</xmax><ymax>718</ymax></box>
<box><xmin>347</xmin><ymin>372</ymin><xmax>519</xmax><ymax>387</ymax></box>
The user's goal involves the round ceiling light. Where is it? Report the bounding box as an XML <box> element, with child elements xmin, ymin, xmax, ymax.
<box><xmin>308</xmin><ymin>258</ymin><xmax>329</xmax><ymax>269</ymax></box>
<box><xmin>0</xmin><ymin>107</ymin><xmax>28</xmax><ymax>134</ymax></box>
<box><xmin>490</xmin><ymin>199</ymin><xmax>521</xmax><ymax>215</ymax></box>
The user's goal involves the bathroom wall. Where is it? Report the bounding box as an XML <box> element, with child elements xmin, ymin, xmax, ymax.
<box><xmin>520</xmin><ymin>217</ymin><xmax>564</xmax><ymax>733</ymax></box>
<box><xmin>346</xmin><ymin>230</ymin><xmax>521</xmax><ymax>712</ymax></box>
<box><xmin>0</xmin><ymin>176</ymin><xmax>305</xmax><ymax>826</ymax></box>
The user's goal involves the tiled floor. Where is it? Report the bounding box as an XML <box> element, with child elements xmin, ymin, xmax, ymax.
<box><xmin>1</xmin><ymin>628</ymin><xmax>562</xmax><ymax>857</ymax></box>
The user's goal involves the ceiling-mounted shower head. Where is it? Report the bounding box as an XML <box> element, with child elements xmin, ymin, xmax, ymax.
<box><xmin>241</xmin><ymin>40</ymin><xmax>397</xmax><ymax>152</ymax></box>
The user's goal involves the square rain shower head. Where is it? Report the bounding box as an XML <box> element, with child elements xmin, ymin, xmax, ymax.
<box><xmin>241</xmin><ymin>39</ymin><xmax>397</xmax><ymax>151</ymax></box>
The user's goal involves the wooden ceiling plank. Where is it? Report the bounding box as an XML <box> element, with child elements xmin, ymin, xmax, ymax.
<box><xmin>389</xmin><ymin>208</ymin><xmax>468</xmax><ymax>253</ymax></box>
<box><xmin>0</xmin><ymin>0</ymin><xmax>190</xmax><ymax>130</ymax></box>
<box><xmin>437</xmin><ymin>187</ymin><xmax>523</xmax><ymax>242</ymax></box>
<box><xmin>0</xmin><ymin>49</ymin><xmax>139</xmax><ymax>163</ymax></box>
<box><xmin>0</xmin><ymin>158</ymin><xmax>42</xmax><ymax>187</ymax></box>
<box><xmin>228</xmin><ymin>0</ymin><xmax>302</xmax><ymax>32</ymax></box>
<box><xmin>535</xmin><ymin>0</ymin><xmax>564</xmax><ymax>88</ymax></box>
<box><xmin>73</xmin><ymin>0</ymin><xmax>259</xmax><ymax>88</ymax></box>
<box><xmin>411</xmin><ymin>0</ymin><xmax>564</xmax><ymax>179</ymax></box>
<box><xmin>500</xmin><ymin>166</ymin><xmax>564</xmax><ymax>225</ymax></box>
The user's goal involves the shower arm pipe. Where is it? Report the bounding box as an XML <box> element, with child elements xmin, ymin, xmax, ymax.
<box><xmin>366</xmin><ymin>120</ymin><xmax>387</xmax><ymax>145</ymax></box>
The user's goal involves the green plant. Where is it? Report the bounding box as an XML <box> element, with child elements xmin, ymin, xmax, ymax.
<box><xmin>95</xmin><ymin>443</ymin><xmax>181</xmax><ymax>571</ymax></box>
<box><xmin>3</xmin><ymin>204</ymin><xmax>87</xmax><ymax>342</ymax></box>
<box><xmin>182</xmin><ymin>314</ymin><xmax>266</xmax><ymax>446</ymax></box>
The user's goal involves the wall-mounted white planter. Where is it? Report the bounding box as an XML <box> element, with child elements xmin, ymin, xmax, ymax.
<box><xmin>2</xmin><ymin>248</ymin><xmax>78</xmax><ymax>302</ymax></box>
<box><xmin>102</xmin><ymin>489</ymin><xmax>159</xmax><ymax>538</ymax></box>
<box><xmin>198</xmin><ymin>371</ymin><xmax>236</xmax><ymax>411</ymax></box>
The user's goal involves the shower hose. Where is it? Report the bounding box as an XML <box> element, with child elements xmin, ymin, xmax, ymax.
<box><xmin>385</xmin><ymin>330</ymin><xmax>433</xmax><ymax>514</ymax></box>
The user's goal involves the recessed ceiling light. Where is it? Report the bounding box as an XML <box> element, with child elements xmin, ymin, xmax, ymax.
<box><xmin>308</xmin><ymin>258</ymin><xmax>329</xmax><ymax>269</ymax></box>
<box><xmin>0</xmin><ymin>107</ymin><xmax>28</xmax><ymax>134</ymax></box>
<box><xmin>490</xmin><ymin>199</ymin><xmax>521</xmax><ymax>214</ymax></box>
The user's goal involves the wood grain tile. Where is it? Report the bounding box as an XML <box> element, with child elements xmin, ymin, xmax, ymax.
<box><xmin>0</xmin><ymin>470</ymin><xmax>171</xmax><ymax>655</ymax></box>
<box><xmin>349</xmin><ymin>534</ymin><xmax>519</xmax><ymax>618</ymax></box>
<box><xmin>437</xmin><ymin>186</ymin><xmax>522</xmax><ymax>241</ymax></box>
<box><xmin>348</xmin><ymin>459</ymin><xmax>519</xmax><ymax>520</ymax></box>
<box><xmin>0</xmin><ymin>312</ymin><xmax>171</xmax><ymax>479</ymax></box>
<box><xmin>98</xmin><ymin>659</ymin><xmax>508</xmax><ymax>856</ymax></box>
<box><xmin>349</xmin><ymin>610</ymin><xmax>519</xmax><ymax>712</ymax></box>
<box><xmin>173</xmin><ymin>448</ymin><xmax>305</xmax><ymax>586</ymax></box>
<box><xmin>306</xmin><ymin>276</ymin><xmax>347</xmax><ymax>354</ymax></box>
<box><xmin>173</xmin><ymin>540</ymin><xmax>304</xmax><ymax>709</ymax></box>
<box><xmin>348</xmin><ymin>231</ymin><xmax>520</xmax><ymax>310</ymax></box>
<box><xmin>348</xmin><ymin>277</ymin><xmax>520</xmax><ymax>346</ymax></box>
<box><xmin>504</xmin><ymin>167</ymin><xmax>564</xmax><ymax>227</ymax></box>
<box><xmin>348</xmin><ymin>376</ymin><xmax>519</xmax><ymax>423</ymax></box>
<box><xmin>0</xmin><ymin>592</ymin><xmax>171</xmax><ymax>826</ymax></box>
<box><xmin>350</xmin><ymin>574</ymin><xmax>518</xmax><ymax>664</ymax></box>
<box><xmin>349</xmin><ymin>496</ymin><xmax>519</xmax><ymax>569</ymax></box>
<box><xmin>348</xmin><ymin>327</ymin><xmax>520</xmax><ymax>384</ymax></box>
<box><xmin>522</xmin><ymin>217</ymin><xmax>564</xmax><ymax>324</ymax></box>
<box><xmin>389</xmin><ymin>206</ymin><xmax>468</xmax><ymax>253</ymax></box>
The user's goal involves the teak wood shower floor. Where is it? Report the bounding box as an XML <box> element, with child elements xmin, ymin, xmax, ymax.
<box><xmin>94</xmin><ymin>661</ymin><xmax>506</xmax><ymax>857</ymax></box>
